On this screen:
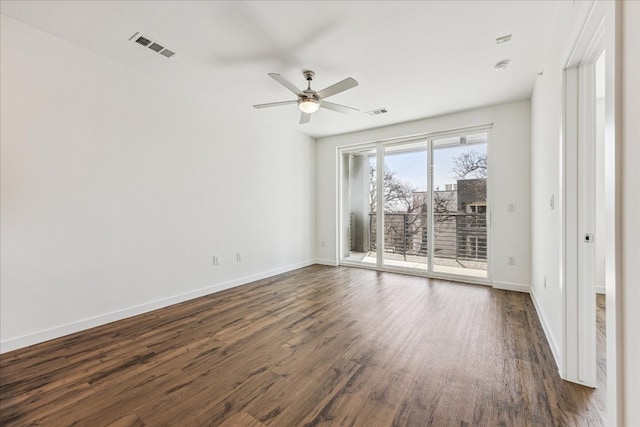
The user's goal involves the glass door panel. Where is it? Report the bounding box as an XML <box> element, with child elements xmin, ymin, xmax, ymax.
<box><xmin>340</xmin><ymin>148</ymin><xmax>377</xmax><ymax>266</ymax></box>
<box><xmin>432</xmin><ymin>133</ymin><xmax>488</xmax><ymax>278</ymax></box>
<box><xmin>381</xmin><ymin>142</ymin><xmax>429</xmax><ymax>271</ymax></box>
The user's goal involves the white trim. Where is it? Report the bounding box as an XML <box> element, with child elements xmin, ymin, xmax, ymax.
<box><xmin>561</xmin><ymin>0</ymin><xmax>607</xmax><ymax>389</ymax></box>
<box><xmin>492</xmin><ymin>281</ymin><xmax>530</xmax><ymax>293</ymax></box>
<box><xmin>376</xmin><ymin>145</ymin><xmax>384</xmax><ymax>267</ymax></box>
<box><xmin>561</xmin><ymin>65</ymin><xmax>579</xmax><ymax>382</ymax></box>
<box><xmin>562</xmin><ymin>64</ymin><xmax>597</xmax><ymax>387</ymax></box>
<box><xmin>315</xmin><ymin>258</ymin><xmax>339</xmax><ymax>267</ymax></box>
<box><xmin>333</xmin><ymin>123</ymin><xmax>494</xmax><ymax>152</ymax></box>
<box><xmin>595</xmin><ymin>285</ymin><xmax>605</xmax><ymax>294</ymax></box>
<box><xmin>577</xmin><ymin>61</ymin><xmax>598</xmax><ymax>387</ymax></box>
<box><xmin>0</xmin><ymin>260</ymin><xmax>315</xmax><ymax>354</ymax></box>
<box><xmin>337</xmin><ymin>147</ymin><xmax>345</xmax><ymax>261</ymax></box>
<box><xmin>485</xmin><ymin>128</ymin><xmax>494</xmax><ymax>283</ymax></box>
<box><xmin>531</xmin><ymin>290</ymin><xmax>562</xmax><ymax>375</ymax></box>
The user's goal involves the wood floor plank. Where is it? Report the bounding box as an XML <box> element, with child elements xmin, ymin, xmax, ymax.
<box><xmin>245</xmin><ymin>357</ymin><xmax>363</xmax><ymax>426</ymax></box>
<box><xmin>104</xmin><ymin>413</ymin><xmax>146</xmax><ymax>427</ymax></box>
<box><xmin>24</xmin><ymin>369</ymin><xmax>186</xmax><ymax>426</ymax></box>
<box><xmin>217</xmin><ymin>411</ymin><xmax>266</xmax><ymax>427</ymax></box>
<box><xmin>0</xmin><ymin>265</ymin><xmax>606</xmax><ymax>426</ymax></box>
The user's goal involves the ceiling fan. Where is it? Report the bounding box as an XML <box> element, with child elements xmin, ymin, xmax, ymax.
<box><xmin>253</xmin><ymin>70</ymin><xmax>359</xmax><ymax>124</ymax></box>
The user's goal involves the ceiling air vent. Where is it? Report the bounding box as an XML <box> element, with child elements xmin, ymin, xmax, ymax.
<box><xmin>148</xmin><ymin>42</ymin><xmax>164</xmax><ymax>53</ymax></box>
<box><xmin>366</xmin><ymin>108</ymin><xmax>388</xmax><ymax>117</ymax></box>
<box><xmin>129</xmin><ymin>32</ymin><xmax>176</xmax><ymax>59</ymax></box>
<box><xmin>135</xmin><ymin>36</ymin><xmax>151</xmax><ymax>47</ymax></box>
<box><xmin>159</xmin><ymin>49</ymin><xmax>176</xmax><ymax>58</ymax></box>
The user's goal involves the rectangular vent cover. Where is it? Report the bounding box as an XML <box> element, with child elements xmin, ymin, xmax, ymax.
<box><xmin>366</xmin><ymin>108</ymin><xmax>388</xmax><ymax>116</ymax></box>
<box><xmin>148</xmin><ymin>42</ymin><xmax>164</xmax><ymax>52</ymax></box>
<box><xmin>135</xmin><ymin>36</ymin><xmax>151</xmax><ymax>47</ymax></box>
<box><xmin>129</xmin><ymin>32</ymin><xmax>176</xmax><ymax>59</ymax></box>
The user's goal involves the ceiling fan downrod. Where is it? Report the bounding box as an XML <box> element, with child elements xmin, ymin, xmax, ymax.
<box><xmin>303</xmin><ymin>70</ymin><xmax>315</xmax><ymax>91</ymax></box>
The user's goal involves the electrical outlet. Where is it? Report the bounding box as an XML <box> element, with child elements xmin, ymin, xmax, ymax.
<box><xmin>321</xmin><ymin>241</ymin><xmax>325</xmax><ymax>247</ymax></box>
<box><xmin>212</xmin><ymin>256</ymin><xmax>219</xmax><ymax>265</ymax></box>
<box><xmin>507</xmin><ymin>256</ymin><xmax>516</xmax><ymax>265</ymax></box>
<box><xmin>236</xmin><ymin>252</ymin><xmax>242</xmax><ymax>261</ymax></box>
<box><xmin>508</xmin><ymin>203</ymin><xmax>516</xmax><ymax>212</ymax></box>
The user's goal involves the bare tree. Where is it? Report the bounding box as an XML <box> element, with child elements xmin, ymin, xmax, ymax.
<box><xmin>432</xmin><ymin>190</ymin><xmax>456</xmax><ymax>220</ymax></box>
<box><xmin>369</xmin><ymin>162</ymin><xmax>424</xmax><ymax>213</ymax></box>
<box><xmin>451</xmin><ymin>149</ymin><xmax>487</xmax><ymax>179</ymax></box>
<box><xmin>369</xmin><ymin>162</ymin><xmax>427</xmax><ymax>259</ymax></box>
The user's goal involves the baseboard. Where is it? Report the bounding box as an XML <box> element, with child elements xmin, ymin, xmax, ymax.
<box><xmin>595</xmin><ymin>285</ymin><xmax>605</xmax><ymax>294</ymax></box>
<box><xmin>315</xmin><ymin>258</ymin><xmax>339</xmax><ymax>266</ymax></box>
<box><xmin>492</xmin><ymin>281</ymin><xmax>530</xmax><ymax>293</ymax></box>
<box><xmin>0</xmin><ymin>259</ymin><xmax>315</xmax><ymax>354</ymax></box>
<box><xmin>529</xmin><ymin>290</ymin><xmax>562</xmax><ymax>373</ymax></box>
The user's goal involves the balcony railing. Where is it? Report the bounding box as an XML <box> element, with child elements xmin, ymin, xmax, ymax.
<box><xmin>368</xmin><ymin>212</ymin><xmax>487</xmax><ymax>261</ymax></box>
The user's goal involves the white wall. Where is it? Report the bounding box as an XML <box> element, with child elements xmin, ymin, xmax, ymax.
<box><xmin>316</xmin><ymin>100</ymin><xmax>531</xmax><ymax>291</ymax></box>
<box><xmin>0</xmin><ymin>16</ymin><xmax>316</xmax><ymax>352</ymax></box>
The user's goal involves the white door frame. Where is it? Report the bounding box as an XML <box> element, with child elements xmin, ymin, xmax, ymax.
<box><xmin>562</xmin><ymin>31</ymin><xmax>602</xmax><ymax>388</ymax></box>
<box><xmin>561</xmin><ymin>1</ymin><xmax>620</xmax><ymax>424</ymax></box>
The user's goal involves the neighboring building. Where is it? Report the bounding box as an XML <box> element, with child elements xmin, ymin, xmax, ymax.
<box><xmin>456</xmin><ymin>179</ymin><xmax>487</xmax><ymax>259</ymax></box>
<box><xmin>457</xmin><ymin>178</ymin><xmax>487</xmax><ymax>214</ymax></box>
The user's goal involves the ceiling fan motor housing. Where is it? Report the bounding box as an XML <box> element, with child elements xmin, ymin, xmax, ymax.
<box><xmin>303</xmin><ymin>70</ymin><xmax>316</xmax><ymax>81</ymax></box>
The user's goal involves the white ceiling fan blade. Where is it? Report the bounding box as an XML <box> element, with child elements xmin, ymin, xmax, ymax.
<box><xmin>299</xmin><ymin>112</ymin><xmax>311</xmax><ymax>124</ymax></box>
<box><xmin>269</xmin><ymin>73</ymin><xmax>303</xmax><ymax>96</ymax></box>
<box><xmin>320</xmin><ymin>101</ymin><xmax>360</xmax><ymax>115</ymax></box>
<box><xmin>253</xmin><ymin>100</ymin><xmax>298</xmax><ymax>109</ymax></box>
<box><xmin>316</xmin><ymin>77</ymin><xmax>358</xmax><ymax>100</ymax></box>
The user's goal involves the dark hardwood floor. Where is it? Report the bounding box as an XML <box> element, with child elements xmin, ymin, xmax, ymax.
<box><xmin>0</xmin><ymin>265</ymin><xmax>606</xmax><ymax>426</ymax></box>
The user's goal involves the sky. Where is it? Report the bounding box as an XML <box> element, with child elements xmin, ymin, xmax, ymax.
<box><xmin>383</xmin><ymin>144</ymin><xmax>485</xmax><ymax>191</ymax></box>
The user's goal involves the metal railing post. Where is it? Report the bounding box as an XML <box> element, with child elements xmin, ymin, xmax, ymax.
<box><xmin>403</xmin><ymin>213</ymin><xmax>408</xmax><ymax>261</ymax></box>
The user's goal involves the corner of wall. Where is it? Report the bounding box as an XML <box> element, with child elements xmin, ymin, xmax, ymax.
<box><xmin>492</xmin><ymin>281</ymin><xmax>530</xmax><ymax>293</ymax></box>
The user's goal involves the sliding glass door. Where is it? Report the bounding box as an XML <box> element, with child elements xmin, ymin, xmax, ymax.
<box><xmin>431</xmin><ymin>133</ymin><xmax>488</xmax><ymax>278</ymax></box>
<box><xmin>380</xmin><ymin>142</ymin><xmax>429</xmax><ymax>270</ymax></box>
<box><xmin>340</xmin><ymin>129</ymin><xmax>489</xmax><ymax>281</ymax></box>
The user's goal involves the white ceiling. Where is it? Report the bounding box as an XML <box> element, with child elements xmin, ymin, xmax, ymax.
<box><xmin>0</xmin><ymin>1</ymin><xmax>563</xmax><ymax>139</ymax></box>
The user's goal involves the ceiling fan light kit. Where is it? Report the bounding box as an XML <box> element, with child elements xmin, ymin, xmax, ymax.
<box><xmin>299</xmin><ymin>98</ymin><xmax>320</xmax><ymax>113</ymax></box>
<box><xmin>253</xmin><ymin>70</ymin><xmax>359</xmax><ymax>124</ymax></box>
